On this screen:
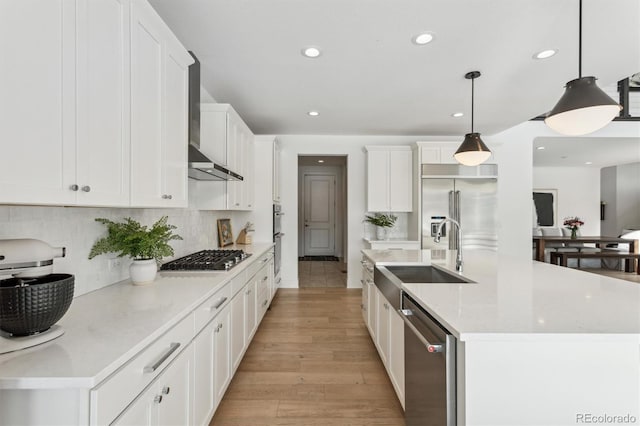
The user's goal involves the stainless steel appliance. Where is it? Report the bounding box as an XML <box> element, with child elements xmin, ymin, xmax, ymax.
<box><xmin>160</xmin><ymin>249</ymin><xmax>251</xmax><ymax>271</ymax></box>
<box><xmin>273</xmin><ymin>204</ymin><xmax>284</xmax><ymax>277</ymax></box>
<box><xmin>0</xmin><ymin>239</ymin><xmax>71</xmax><ymax>354</ymax></box>
<box><xmin>421</xmin><ymin>163</ymin><xmax>498</xmax><ymax>251</ymax></box>
<box><xmin>401</xmin><ymin>291</ymin><xmax>457</xmax><ymax>426</ymax></box>
<box><xmin>186</xmin><ymin>52</ymin><xmax>242</xmax><ymax>182</ymax></box>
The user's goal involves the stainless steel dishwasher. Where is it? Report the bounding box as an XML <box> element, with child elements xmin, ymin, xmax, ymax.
<box><xmin>401</xmin><ymin>292</ymin><xmax>456</xmax><ymax>426</ymax></box>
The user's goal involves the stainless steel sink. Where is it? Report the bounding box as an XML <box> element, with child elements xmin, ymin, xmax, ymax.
<box><xmin>383</xmin><ymin>265</ymin><xmax>473</xmax><ymax>284</ymax></box>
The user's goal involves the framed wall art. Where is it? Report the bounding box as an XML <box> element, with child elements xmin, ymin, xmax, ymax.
<box><xmin>532</xmin><ymin>189</ymin><xmax>558</xmax><ymax>227</ymax></box>
<box><xmin>217</xmin><ymin>219</ymin><xmax>234</xmax><ymax>246</ymax></box>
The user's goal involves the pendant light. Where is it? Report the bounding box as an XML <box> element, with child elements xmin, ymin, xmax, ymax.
<box><xmin>454</xmin><ymin>71</ymin><xmax>491</xmax><ymax>166</ymax></box>
<box><xmin>544</xmin><ymin>0</ymin><xmax>621</xmax><ymax>136</ymax></box>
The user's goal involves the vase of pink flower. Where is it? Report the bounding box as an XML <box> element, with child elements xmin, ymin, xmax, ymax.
<box><xmin>563</xmin><ymin>216</ymin><xmax>584</xmax><ymax>239</ymax></box>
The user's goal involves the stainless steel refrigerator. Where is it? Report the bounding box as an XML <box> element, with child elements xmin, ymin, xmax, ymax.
<box><xmin>421</xmin><ymin>164</ymin><xmax>498</xmax><ymax>251</ymax></box>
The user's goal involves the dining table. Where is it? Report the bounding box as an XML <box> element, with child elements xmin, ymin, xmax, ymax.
<box><xmin>533</xmin><ymin>235</ymin><xmax>639</xmax><ymax>272</ymax></box>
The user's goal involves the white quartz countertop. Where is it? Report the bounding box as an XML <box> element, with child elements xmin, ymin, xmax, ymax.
<box><xmin>0</xmin><ymin>243</ymin><xmax>273</xmax><ymax>389</ymax></box>
<box><xmin>362</xmin><ymin>249</ymin><xmax>640</xmax><ymax>341</ymax></box>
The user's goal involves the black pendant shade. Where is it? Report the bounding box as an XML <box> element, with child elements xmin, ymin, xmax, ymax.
<box><xmin>545</xmin><ymin>76</ymin><xmax>621</xmax><ymax>136</ymax></box>
<box><xmin>544</xmin><ymin>0</ymin><xmax>621</xmax><ymax>135</ymax></box>
<box><xmin>454</xmin><ymin>71</ymin><xmax>492</xmax><ymax>166</ymax></box>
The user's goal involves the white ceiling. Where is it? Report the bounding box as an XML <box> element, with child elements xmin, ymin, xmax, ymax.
<box><xmin>533</xmin><ymin>137</ymin><xmax>640</xmax><ymax>168</ymax></box>
<box><xmin>149</xmin><ymin>0</ymin><xmax>640</xmax><ymax>136</ymax></box>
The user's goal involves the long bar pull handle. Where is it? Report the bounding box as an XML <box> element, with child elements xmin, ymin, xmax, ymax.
<box><xmin>144</xmin><ymin>342</ymin><xmax>181</xmax><ymax>373</ymax></box>
<box><xmin>209</xmin><ymin>296</ymin><xmax>228</xmax><ymax>311</ymax></box>
<box><xmin>398</xmin><ymin>309</ymin><xmax>444</xmax><ymax>353</ymax></box>
<box><xmin>448</xmin><ymin>191</ymin><xmax>455</xmax><ymax>249</ymax></box>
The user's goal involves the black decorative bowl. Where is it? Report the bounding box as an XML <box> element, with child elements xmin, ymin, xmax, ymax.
<box><xmin>0</xmin><ymin>274</ymin><xmax>74</xmax><ymax>336</ymax></box>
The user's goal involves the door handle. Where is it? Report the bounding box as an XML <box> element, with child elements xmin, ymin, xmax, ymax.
<box><xmin>398</xmin><ymin>309</ymin><xmax>444</xmax><ymax>353</ymax></box>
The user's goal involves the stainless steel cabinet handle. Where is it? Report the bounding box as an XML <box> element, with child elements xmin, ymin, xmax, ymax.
<box><xmin>81</xmin><ymin>185</ymin><xmax>91</xmax><ymax>192</ymax></box>
<box><xmin>399</xmin><ymin>309</ymin><xmax>444</xmax><ymax>353</ymax></box>
<box><xmin>167</xmin><ymin>194</ymin><xmax>172</xmax><ymax>200</ymax></box>
<box><xmin>162</xmin><ymin>194</ymin><xmax>168</xmax><ymax>199</ymax></box>
<box><xmin>235</xmin><ymin>203</ymin><xmax>240</xmax><ymax>206</ymax></box>
<box><xmin>383</xmin><ymin>303</ymin><xmax>389</xmax><ymax>310</ymax></box>
<box><xmin>69</xmin><ymin>184</ymin><xmax>79</xmax><ymax>191</ymax></box>
<box><xmin>262</xmin><ymin>276</ymin><xmax>268</xmax><ymax>282</ymax></box>
<box><xmin>262</xmin><ymin>300</ymin><xmax>268</xmax><ymax>307</ymax></box>
<box><xmin>154</xmin><ymin>395</ymin><xmax>163</xmax><ymax>404</ymax></box>
<box><xmin>143</xmin><ymin>342</ymin><xmax>181</xmax><ymax>373</ymax></box>
<box><xmin>162</xmin><ymin>386</ymin><xmax>170</xmax><ymax>395</ymax></box>
<box><xmin>246</xmin><ymin>289</ymin><xmax>252</xmax><ymax>295</ymax></box>
<box><xmin>209</xmin><ymin>296</ymin><xmax>228</xmax><ymax>311</ymax></box>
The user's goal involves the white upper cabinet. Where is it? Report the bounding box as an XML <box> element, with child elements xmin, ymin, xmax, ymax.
<box><xmin>130</xmin><ymin>0</ymin><xmax>191</xmax><ymax>208</ymax></box>
<box><xmin>273</xmin><ymin>140</ymin><xmax>281</xmax><ymax>203</ymax></box>
<box><xmin>0</xmin><ymin>0</ymin><xmax>190</xmax><ymax>208</ymax></box>
<box><xmin>196</xmin><ymin>104</ymin><xmax>255</xmax><ymax>211</ymax></box>
<box><xmin>418</xmin><ymin>141</ymin><xmax>497</xmax><ymax>165</ymax></box>
<box><xmin>0</xmin><ymin>0</ymin><xmax>77</xmax><ymax>205</ymax></box>
<box><xmin>366</xmin><ymin>146</ymin><xmax>413</xmax><ymax>212</ymax></box>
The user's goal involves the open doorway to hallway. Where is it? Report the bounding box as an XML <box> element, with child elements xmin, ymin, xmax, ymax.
<box><xmin>297</xmin><ymin>155</ymin><xmax>348</xmax><ymax>287</ymax></box>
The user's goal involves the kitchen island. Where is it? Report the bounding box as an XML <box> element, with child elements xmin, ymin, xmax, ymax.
<box><xmin>362</xmin><ymin>249</ymin><xmax>640</xmax><ymax>426</ymax></box>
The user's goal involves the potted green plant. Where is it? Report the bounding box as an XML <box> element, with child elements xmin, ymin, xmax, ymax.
<box><xmin>88</xmin><ymin>216</ymin><xmax>182</xmax><ymax>285</ymax></box>
<box><xmin>364</xmin><ymin>213</ymin><xmax>397</xmax><ymax>240</ymax></box>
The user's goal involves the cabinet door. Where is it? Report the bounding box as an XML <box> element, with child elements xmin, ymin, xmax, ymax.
<box><xmin>0</xmin><ymin>0</ymin><xmax>77</xmax><ymax>205</ymax></box>
<box><xmin>244</xmin><ymin>280</ymin><xmax>257</xmax><ymax>342</ymax></box>
<box><xmin>130</xmin><ymin>0</ymin><xmax>164</xmax><ymax>207</ymax></box>
<box><xmin>193</xmin><ymin>322</ymin><xmax>215</xmax><ymax>426</ymax></box>
<box><xmin>76</xmin><ymin>0</ymin><xmax>130</xmax><ymax>206</ymax></box>
<box><xmin>361</xmin><ymin>270</ymin><xmax>369</xmax><ymax>325</ymax></box>
<box><xmin>226</xmin><ymin>113</ymin><xmax>242</xmax><ymax>209</ymax></box>
<box><xmin>366</xmin><ymin>150</ymin><xmax>389</xmax><ymax>212</ymax></box>
<box><xmin>162</xmin><ymin>41</ymin><xmax>189</xmax><ymax>207</ymax></box>
<box><xmin>389</xmin><ymin>308</ymin><xmax>405</xmax><ymax>408</ymax></box>
<box><xmin>230</xmin><ymin>290</ymin><xmax>246</xmax><ymax>372</ymax></box>
<box><xmin>213</xmin><ymin>305</ymin><xmax>231</xmax><ymax>404</ymax></box>
<box><xmin>244</xmin><ymin>133</ymin><xmax>255</xmax><ymax>210</ymax></box>
<box><xmin>388</xmin><ymin>150</ymin><xmax>412</xmax><ymax>212</ymax></box>
<box><xmin>375</xmin><ymin>288</ymin><xmax>390</xmax><ymax>365</ymax></box>
<box><xmin>272</xmin><ymin>141</ymin><xmax>281</xmax><ymax>203</ymax></box>
<box><xmin>156</xmin><ymin>345</ymin><xmax>192</xmax><ymax>426</ymax></box>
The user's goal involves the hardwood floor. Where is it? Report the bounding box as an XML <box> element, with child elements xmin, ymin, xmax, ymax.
<box><xmin>210</xmin><ymin>288</ymin><xmax>404</xmax><ymax>426</ymax></box>
<box><xmin>298</xmin><ymin>260</ymin><xmax>347</xmax><ymax>288</ymax></box>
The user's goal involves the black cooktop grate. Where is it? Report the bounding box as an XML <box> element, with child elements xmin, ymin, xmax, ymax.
<box><xmin>160</xmin><ymin>250</ymin><xmax>250</xmax><ymax>271</ymax></box>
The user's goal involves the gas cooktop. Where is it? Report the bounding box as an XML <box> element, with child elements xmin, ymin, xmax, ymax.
<box><xmin>160</xmin><ymin>249</ymin><xmax>251</xmax><ymax>271</ymax></box>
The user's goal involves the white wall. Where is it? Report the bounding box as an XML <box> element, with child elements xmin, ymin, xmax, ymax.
<box><xmin>0</xmin><ymin>203</ymin><xmax>251</xmax><ymax>296</ymax></box>
<box><xmin>533</xmin><ymin>167</ymin><xmax>601</xmax><ymax>235</ymax></box>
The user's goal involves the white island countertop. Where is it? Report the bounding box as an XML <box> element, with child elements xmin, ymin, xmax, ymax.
<box><xmin>362</xmin><ymin>249</ymin><xmax>640</xmax><ymax>341</ymax></box>
<box><xmin>0</xmin><ymin>243</ymin><xmax>273</xmax><ymax>389</ymax></box>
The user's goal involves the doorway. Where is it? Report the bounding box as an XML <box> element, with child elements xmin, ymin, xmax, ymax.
<box><xmin>298</xmin><ymin>155</ymin><xmax>348</xmax><ymax>287</ymax></box>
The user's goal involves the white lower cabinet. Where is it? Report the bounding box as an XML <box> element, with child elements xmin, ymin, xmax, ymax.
<box><xmin>192</xmin><ymin>303</ymin><xmax>231</xmax><ymax>426</ymax></box>
<box><xmin>230</xmin><ymin>288</ymin><xmax>247</xmax><ymax>372</ymax></box>
<box><xmin>114</xmin><ymin>344</ymin><xmax>193</xmax><ymax>426</ymax></box>
<box><xmin>365</xmin><ymin>261</ymin><xmax>405</xmax><ymax>410</ymax></box>
<box><xmin>244</xmin><ymin>280</ymin><xmax>258</xmax><ymax>342</ymax></box>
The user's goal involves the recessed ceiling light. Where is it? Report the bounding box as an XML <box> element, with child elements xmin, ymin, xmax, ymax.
<box><xmin>318</xmin><ymin>160</ymin><xmax>325</xmax><ymax>163</ymax></box>
<box><xmin>585</xmin><ymin>161</ymin><xmax>593</xmax><ymax>165</ymax></box>
<box><xmin>533</xmin><ymin>49</ymin><xmax>558</xmax><ymax>60</ymax></box>
<box><xmin>451</xmin><ymin>112</ymin><xmax>464</xmax><ymax>118</ymax></box>
<box><xmin>537</xmin><ymin>146</ymin><xmax>545</xmax><ymax>150</ymax></box>
<box><xmin>302</xmin><ymin>47</ymin><xmax>321</xmax><ymax>58</ymax></box>
<box><xmin>412</xmin><ymin>32</ymin><xmax>435</xmax><ymax>45</ymax></box>
<box><xmin>307</xmin><ymin>111</ymin><xmax>319</xmax><ymax>116</ymax></box>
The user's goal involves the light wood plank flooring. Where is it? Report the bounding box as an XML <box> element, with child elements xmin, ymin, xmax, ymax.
<box><xmin>298</xmin><ymin>260</ymin><xmax>347</xmax><ymax>288</ymax></box>
<box><xmin>210</xmin><ymin>288</ymin><xmax>404</xmax><ymax>426</ymax></box>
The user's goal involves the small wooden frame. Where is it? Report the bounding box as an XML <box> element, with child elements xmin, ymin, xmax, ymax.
<box><xmin>217</xmin><ymin>219</ymin><xmax>233</xmax><ymax>247</ymax></box>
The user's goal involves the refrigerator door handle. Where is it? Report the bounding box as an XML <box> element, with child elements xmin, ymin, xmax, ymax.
<box><xmin>448</xmin><ymin>190</ymin><xmax>455</xmax><ymax>249</ymax></box>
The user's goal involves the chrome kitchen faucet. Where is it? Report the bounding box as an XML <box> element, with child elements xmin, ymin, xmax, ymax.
<box><xmin>435</xmin><ymin>218</ymin><xmax>463</xmax><ymax>273</ymax></box>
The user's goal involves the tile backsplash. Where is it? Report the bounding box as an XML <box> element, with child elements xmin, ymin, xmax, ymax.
<box><xmin>0</xmin><ymin>205</ymin><xmax>252</xmax><ymax>296</ymax></box>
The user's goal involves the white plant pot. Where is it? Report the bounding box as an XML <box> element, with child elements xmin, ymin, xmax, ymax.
<box><xmin>129</xmin><ymin>259</ymin><xmax>157</xmax><ymax>285</ymax></box>
<box><xmin>376</xmin><ymin>226</ymin><xmax>389</xmax><ymax>241</ymax></box>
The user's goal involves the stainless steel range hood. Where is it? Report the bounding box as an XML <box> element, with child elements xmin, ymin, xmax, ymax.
<box><xmin>187</xmin><ymin>52</ymin><xmax>243</xmax><ymax>181</ymax></box>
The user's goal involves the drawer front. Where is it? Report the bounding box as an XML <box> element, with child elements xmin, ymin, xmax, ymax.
<box><xmin>229</xmin><ymin>269</ymin><xmax>247</xmax><ymax>297</ymax></box>
<box><xmin>246</xmin><ymin>252</ymin><xmax>273</xmax><ymax>281</ymax></box>
<box><xmin>194</xmin><ymin>283</ymin><xmax>232</xmax><ymax>333</ymax></box>
<box><xmin>89</xmin><ymin>313</ymin><xmax>194</xmax><ymax>425</ymax></box>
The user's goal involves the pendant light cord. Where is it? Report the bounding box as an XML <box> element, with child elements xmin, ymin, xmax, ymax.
<box><xmin>471</xmin><ymin>77</ymin><xmax>475</xmax><ymax>133</ymax></box>
<box><xmin>578</xmin><ymin>0</ymin><xmax>582</xmax><ymax>78</ymax></box>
